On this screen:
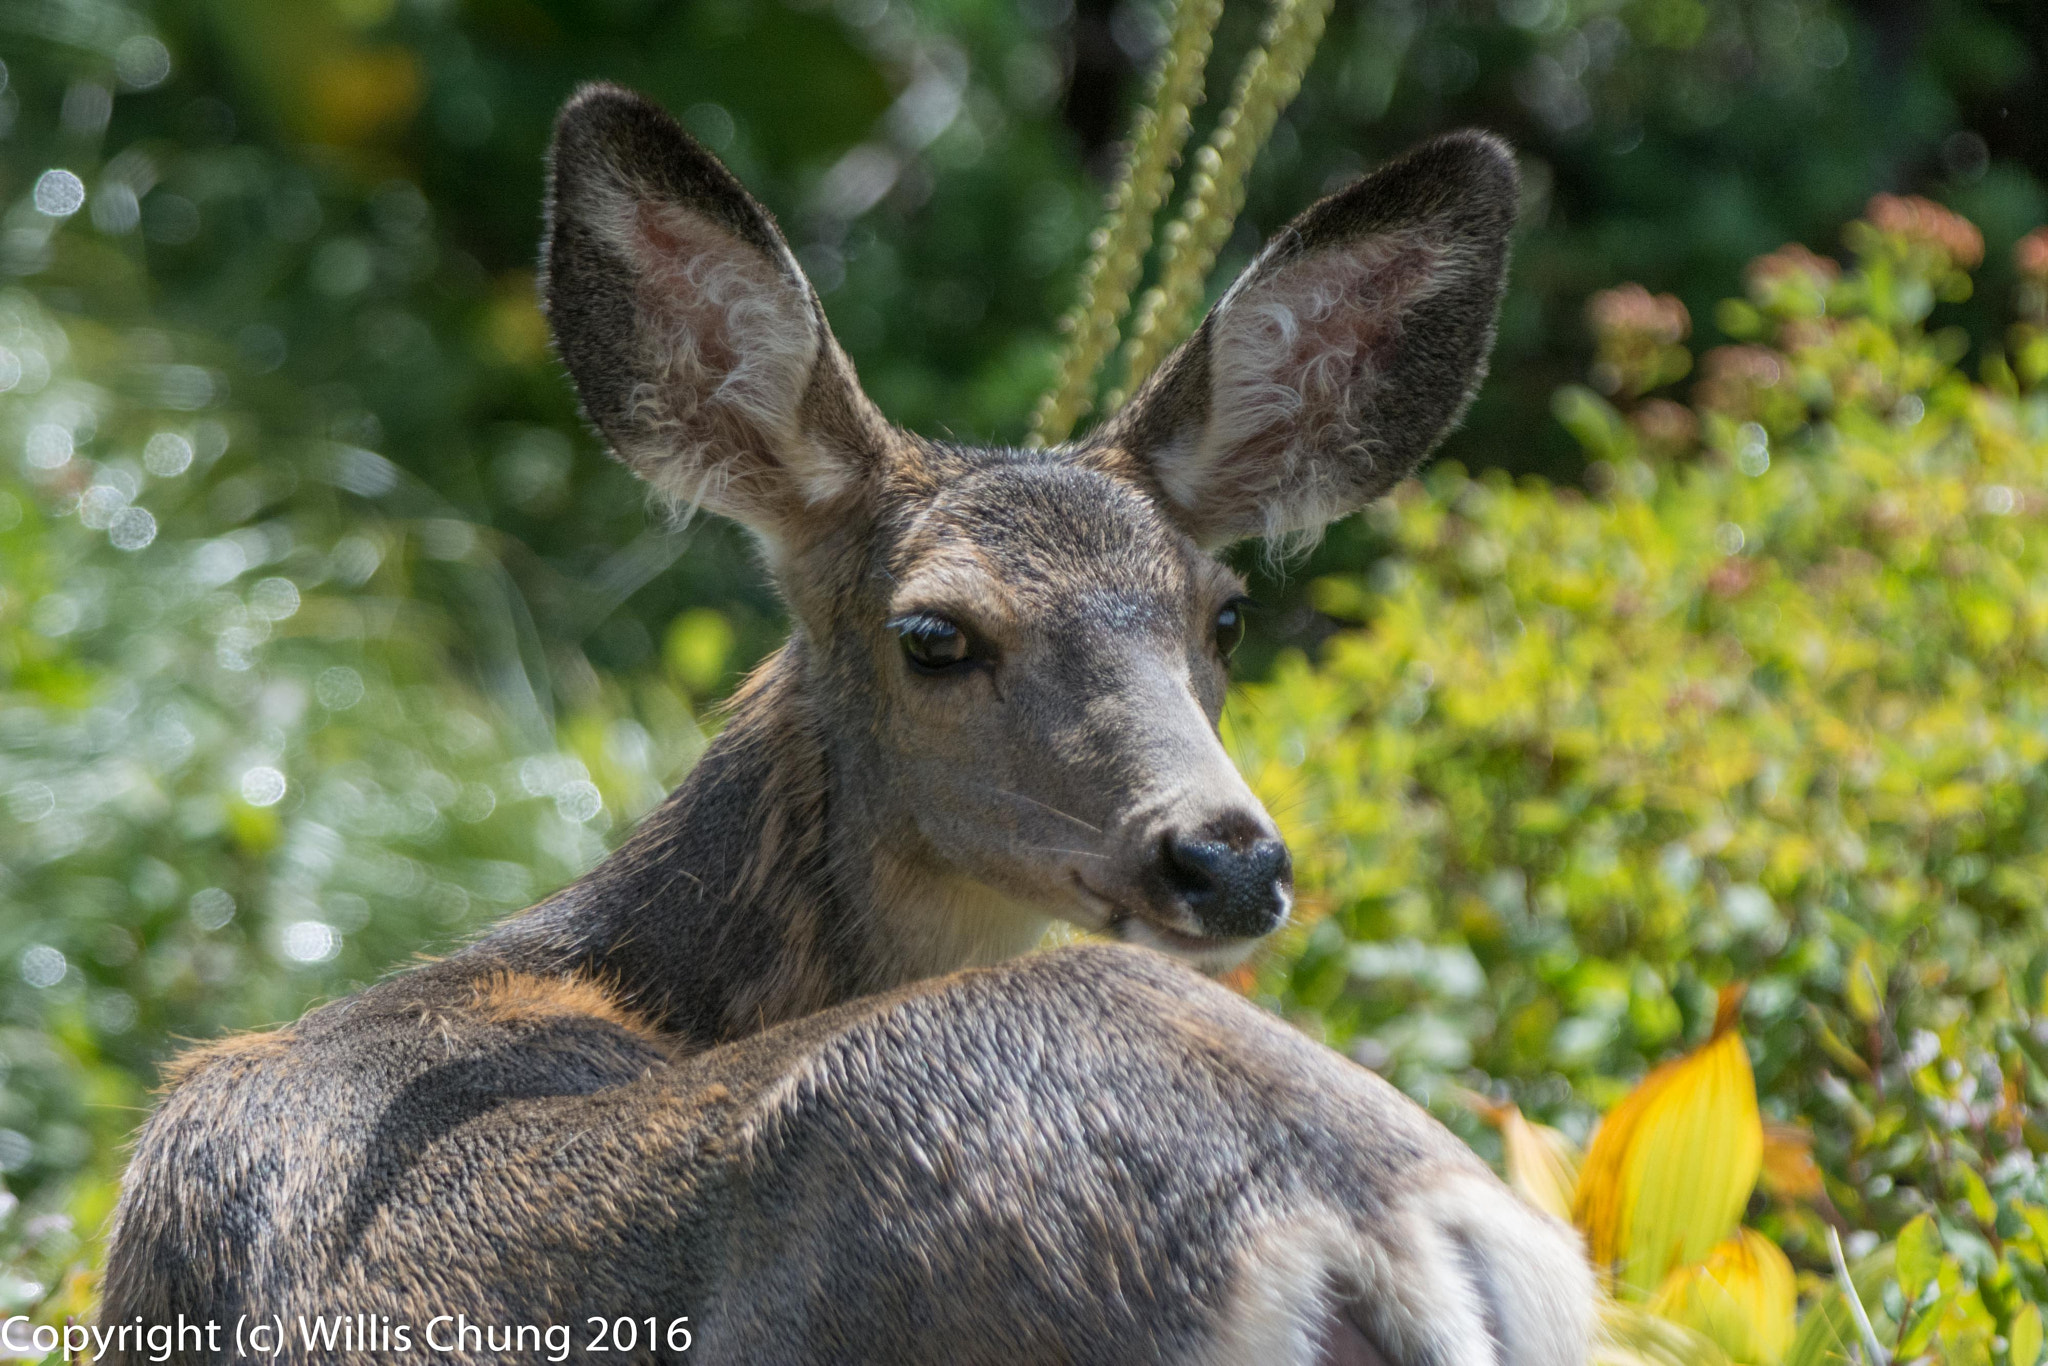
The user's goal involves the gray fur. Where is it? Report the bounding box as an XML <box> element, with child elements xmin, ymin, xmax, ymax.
<box><xmin>100</xmin><ymin>85</ymin><xmax>1587</xmax><ymax>1365</ymax></box>
<box><xmin>1103</xmin><ymin>131</ymin><xmax>1518</xmax><ymax>547</ymax></box>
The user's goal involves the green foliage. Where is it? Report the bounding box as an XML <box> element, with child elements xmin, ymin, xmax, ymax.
<box><xmin>2</xmin><ymin>0</ymin><xmax>2046</xmax><ymax>1353</ymax></box>
<box><xmin>1228</xmin><ymin>201</ymin><xmax>2048</xmax><ymax>1360</ymax></box>
<box><xmin>1216</xmin><ymin>0</ymin><xmax>2048</xmax><ymax>665</ymax></box>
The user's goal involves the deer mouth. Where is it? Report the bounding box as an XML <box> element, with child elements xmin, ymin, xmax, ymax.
<box><xmin>1069</xmin><ymin>875</ymin><xmax>1261</xmax><ymax>970</ymax></box>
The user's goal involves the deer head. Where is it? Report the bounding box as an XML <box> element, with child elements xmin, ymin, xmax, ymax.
<box><xmin>543</xmin><ymin>85</ymin><xmax>1517</xmax><ymax>972</ymax></box>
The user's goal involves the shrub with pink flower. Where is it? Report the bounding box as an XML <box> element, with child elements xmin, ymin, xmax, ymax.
<box><xmin>1587</xmin><ymin>283</ymin><xmax>1694</xmax><ymax>401</ymax></box>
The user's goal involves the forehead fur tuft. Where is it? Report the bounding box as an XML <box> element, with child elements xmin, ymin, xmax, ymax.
<box><xmin>886</xmin><ymin>461</ymin><xmax>1216</xmax><ymax>608</ymax></box>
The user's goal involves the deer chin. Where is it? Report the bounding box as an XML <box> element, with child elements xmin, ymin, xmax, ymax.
<box><xmin>1068</xmin><ymin>876</ymin><xmax>1267</xmax><ymax>973</ymax></box>
<box><xmin>1113</xmin><ymin>916</ymin><xmax>1265</xmax><ymax>973</ymax></box>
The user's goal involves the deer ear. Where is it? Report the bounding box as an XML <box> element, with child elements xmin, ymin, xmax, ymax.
<box><xmin>1102</xmin><ymin>132</ymin><xmax>1519</xmax><ymax>548</ymax></box>
<box><xmin>543</xmin><ymin>84</ymin><xmax>887</xmax><ymax>539</ymax></box>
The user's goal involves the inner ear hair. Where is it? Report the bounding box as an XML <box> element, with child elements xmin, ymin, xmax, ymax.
<box><xmin>542</xmin><ymin>84</ymin><xmax>885</xmax><ymax>537</ymax></box>
<box><xmin>1102</xmin><ymin>131</ymin><xmax>1521</xmax><ymax>550</ymax></box>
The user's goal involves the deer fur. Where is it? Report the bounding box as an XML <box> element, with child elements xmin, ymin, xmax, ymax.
<box><xmin>100</xmin><ymin>85</ymin><xmax>1593</xmax><ymax>1365</ymax></box>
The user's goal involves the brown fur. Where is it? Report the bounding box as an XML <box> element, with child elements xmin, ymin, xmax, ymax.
<box><xmin>100</xmin><ymin>85</ymin><xmax>1593</xmax><ymax>1366</ymax></box>
<box><xmin>469</xmin><ymin>972</ymin><xmax>661</xmax><ymax>1040</ymax></box>
<box><xmin>157</xmin><ymin>1028</ymin><xmax>292</xmax><ymax>1089</ymax></box>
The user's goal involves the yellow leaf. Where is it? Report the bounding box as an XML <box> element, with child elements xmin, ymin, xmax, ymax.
<box><xmin>1597</xmin><ymin>1297</ymin><xmax>1735</xmax><ymax>1366</ymax></box>
<box><xmin>1758</xmin><ymin>1122</ymin><xmax>1823</xmax><ymax>1203</ymax></box>
<box><xmin>2010</xmin><ymin>1302</ymin><xmax>2044</xmax><ymax>1366</ymax></box>
<box><xmin>1503</xmin><ymin>1107</ymin><xmax>1583</xmax><ymax>1222</ymax></box>
<box><xmin>1575</xmin><ymin>985</ymin><xmax>1764</xmax><ymax>1297</ymax></box>
<box><xmin>1465</xmin><ymin>1092</ymin><xmax>1584</xmax><ymax>1221</ymax></box>
<box><xmin>1649</xmin><ymin>1229</ymin><xmax>1797</xmax><ymax>1365</ymax></box>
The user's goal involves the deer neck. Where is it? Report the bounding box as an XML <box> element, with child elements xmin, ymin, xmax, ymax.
<box><xmin>474</xmin><ymin>638</ymin><xmax>1051</xmax><ymax>1047</ymax></box>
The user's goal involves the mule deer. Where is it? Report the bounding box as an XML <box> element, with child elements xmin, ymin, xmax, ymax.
<box><xmin>101</xmin><ymin>85</ymin><xmax>1593</xmax><ymax>1365</ymax></box>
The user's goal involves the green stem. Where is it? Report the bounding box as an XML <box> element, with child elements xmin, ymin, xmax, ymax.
<box><xmin>1107</xmin><ymin>0</ymin><xmax>1335</xmax><ymax>412</ymax></box>
<box><xmin>1028</xmin><ymin>0</ymin><xmax>1223</xmax><ymax>448</ymax></box>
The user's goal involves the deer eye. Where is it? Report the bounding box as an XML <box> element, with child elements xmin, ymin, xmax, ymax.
<box><xmin>1214</xmin><ymin>598</ymin><xmax>1250</xmax><ymax>658</ymax></box>
<box><xmin>893</xmin><ymin>614</ymin><xmax>974</xmax><ymax>674</ymax></box>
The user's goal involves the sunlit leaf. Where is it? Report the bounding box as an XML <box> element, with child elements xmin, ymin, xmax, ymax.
<box><xmin>2010</xmin><ymin>1302</ymin><xmax>2044</xmax><ymax>1366</ymax></box>
<box><xmin>2025</xmin><ymin>1208</ymin><xmax>2048</xmax><ymax>1260</ymax></box>
<box><xmin>666</xmin><ymin>608</ymin><xmax>740</xmax><ymax>696</ymax></box>
<box><xmin>1574</xmin><ymin>986</ymin><xmax>1763</xmax><ymax>1297</ymax></box>
<box><xmin>1597</xmin><ymin>1298</ymin><xmax>1735</xmax><ymax>1366</ymax></box>
<box><xmin>1895</xmin><ymin>1213</ymin><xmax>1941</xmax><ymax>1303</ymax></box>
<box><xmin>1953</xmin><ymin>1165</ymin><xmax>1996</xmax><ymax>1226</ymax></box>
<box><xmin>1649</xmin><ymin>1229</ymin><xmax>1797</xmax><ymax>1365</ymax></box>
<box><xmin>226</xmin><ymin>801</ymin><xmax>283</xmax><ymax>855</ymax></box>
<box><xmin>1895</xmin><ymin>1284</ymin><xmax>1954</xmax><ymax>1358</ymax></box>
<box><xmin>1465</xmin><ymin>1092</ymin><xmax>1583</xmax><ymax>1221</ymax></box>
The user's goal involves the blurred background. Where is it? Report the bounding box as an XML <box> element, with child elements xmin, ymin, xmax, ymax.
<box><xmin>2</xmin><ymin>0</ymin><xmax>2046</xmax><ymax>1338</ymax></box>
<box><xmin>7</xmin><ymin>0</ymin><xmax>2045</xmax><ymax>676</ymax></box>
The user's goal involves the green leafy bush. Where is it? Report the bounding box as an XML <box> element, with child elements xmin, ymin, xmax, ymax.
<box><xmin>1228</xmin><ymin>208</ymin><xmax>2048</xmax><ymax>1360</ymax></box>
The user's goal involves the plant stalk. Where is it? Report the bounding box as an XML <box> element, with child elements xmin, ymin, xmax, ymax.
<box><xmin>1028</xmin><ymin>0</ymin><xmax>1223</xmax><ymax>447</ymax></box>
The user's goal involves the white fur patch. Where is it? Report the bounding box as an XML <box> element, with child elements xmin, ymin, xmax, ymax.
<box><xmin>1203</xmin><ymin>1210</ymin><xmax>1360</xmax><ymax>1366</ymax></box>
<box><xmin>1112</xmin><ymin>916</ymin><xmax>1265</xmax><ymax>974</ymax></box>
<box><xmin>869</xmin><ymin>850</ymin><xmax>1055</xmax><ymax>983</ymax></box>
<box><xmin>1205</xmin><ymin>1171</ymin><xmax>1594</xmax><ymax>1366</ymax></box>
<box><xmin>1408</xmin><ymin>1168</ymin><xmax>1597</xmax><ymax>1366</ymax></box>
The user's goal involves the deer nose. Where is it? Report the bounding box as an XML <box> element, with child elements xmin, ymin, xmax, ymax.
<box><xmin>1159</xmin><ymin>828</ymin><xmax>1293</xmax><ymax>939</ymax></box>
